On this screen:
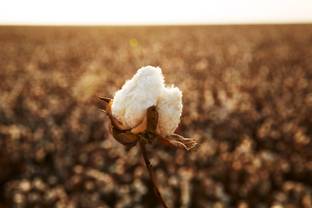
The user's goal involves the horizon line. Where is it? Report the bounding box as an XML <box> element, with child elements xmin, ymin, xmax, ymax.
<box><xmin>1</xmin><ymin>20</ymin><xmax>312</xmax><ymax>27</ymax></box>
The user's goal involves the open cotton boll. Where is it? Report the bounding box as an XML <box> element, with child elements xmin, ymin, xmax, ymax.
<box><xmin>112</xmin><ymin>66</ymin><xmax>165</xmax><ymax>129</ymax></box>
<box><xmin>157</xmin><ymin>86</ymin><xmax>183</xmax><ymax>136</ymax></box>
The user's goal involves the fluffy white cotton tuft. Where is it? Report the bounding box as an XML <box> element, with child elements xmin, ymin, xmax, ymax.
<box><xmin>111</xmin><ymin>66</ymin><xmax>164</xmax><ymax>129</ymax></box>
<box><xmin>111</xmin><ymin>65</ymin><xmax>183</xmax><ymax>136</ymax></box>
<box><xmin>156</xmin><ymin>87</ymin><xmax>183</xmax><ymax>136</ymax></box>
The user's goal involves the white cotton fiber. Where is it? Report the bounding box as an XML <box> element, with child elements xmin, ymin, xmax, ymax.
<box><xmin>111</xmin><ymin>66</ymin><xmax>165</xmax><ymax>129</ymax></box>
<box><xmin>111</xmin><ymin>65</ymin><xmax>183</xmax><ymax>136</ymax></box>
<box><xmin>156</xmin><ymin>87</ymin><xmax>183</xmax><ymax>136</ymax></box>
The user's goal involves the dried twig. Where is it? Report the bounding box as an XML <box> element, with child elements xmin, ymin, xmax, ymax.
<box><xmin>139</xmin><ymin>138</ymin><xmax>169</xmax><ymax>208</ymax></box>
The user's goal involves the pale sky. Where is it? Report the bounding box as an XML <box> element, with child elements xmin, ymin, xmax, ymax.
<box><xmin>1</xmin><ymin>0</ymin><xmax>312</xmax><ymax>25</ymax></box>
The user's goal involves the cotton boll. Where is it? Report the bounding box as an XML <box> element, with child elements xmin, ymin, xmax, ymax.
<box><xmin>157</xmin><ymin>87</ymin><xmax>183</xmax><ymax>136</ymax></box>
<box><xmin>112</xmin><ymin>66</ymin><xmax>165</xmax><ymax>129</ymax></box>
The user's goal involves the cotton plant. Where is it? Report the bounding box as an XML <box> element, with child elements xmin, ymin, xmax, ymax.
<box><xmin>99</xmin><ymin>66</ymin><xmax>197</xmax><ymax>208</ymax></box>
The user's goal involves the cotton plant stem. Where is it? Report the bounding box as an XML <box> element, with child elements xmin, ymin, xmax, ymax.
<box><xmin>139</xmin><ymin>139</ymin><xmax>169</xmax><ymax>208</ymax></box>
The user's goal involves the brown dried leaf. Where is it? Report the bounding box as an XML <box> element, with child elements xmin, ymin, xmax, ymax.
<box><xmin>160</xmin><ymin>134</ymin><xmax>198</xmax><ymax>150</ymax></box>
<box><xmin>99</xmin><ymin>97</ymin><xmax>128</xmax><ymax>131</ymax></box>
<box><xmin>146</xmin><ymin>106</ymin><xmax>158</xmax><ymax>133</ymax></box>
<box><xmin>98</xmin><ymin>96</ymin><xmax>112</xmax><ymax>111</ymax></box>
<box><xmin>112</xmin><ymin>127</ymin><xmax>139</xmax><ymax>147</ymax></box>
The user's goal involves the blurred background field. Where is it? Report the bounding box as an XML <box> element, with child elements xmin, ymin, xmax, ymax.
<box><xmin>0</xmin><ymin>25</ymin><xmax>312</xmax><ymax>208</ymax></box>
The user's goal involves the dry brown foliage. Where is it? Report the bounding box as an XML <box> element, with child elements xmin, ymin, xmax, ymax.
<box><xmin>0</xmin><ymin>25</ymin><xmax>311</xmax><ymax>208</ymax></box>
